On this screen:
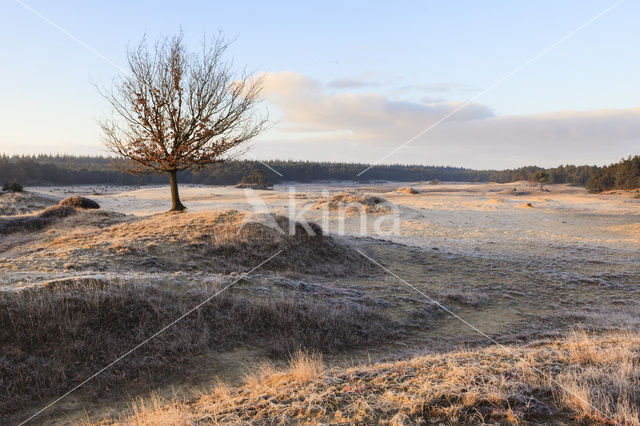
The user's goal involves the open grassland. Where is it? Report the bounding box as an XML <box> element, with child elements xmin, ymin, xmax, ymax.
<box><xmin>1</xmin><ymin>183</ymin><xmax>639</xmax><ymax>424</ymax></box>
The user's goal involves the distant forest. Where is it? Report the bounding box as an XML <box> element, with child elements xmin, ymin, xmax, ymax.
<box><xmin>585</xmin><ymin>156</ymin><xmax>640</xmax><ymax>193</ymax></box>
<box><xmin>1</xmin><ymin>154</ymin><xmax>638</xmax><ymax>193</ymax></box>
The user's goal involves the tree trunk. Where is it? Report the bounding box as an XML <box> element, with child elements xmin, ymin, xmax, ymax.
<box><xmin>168</xmin><ymin>170</ymin><xmax>186</xmax><ymax>211</ymax></box>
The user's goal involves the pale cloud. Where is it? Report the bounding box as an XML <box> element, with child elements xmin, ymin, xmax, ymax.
<box><xmin>399</xmin><ymin>82</ymin><xmax>473</xmax><ymax>93</ymax></box>
<box><xmin>262</xmin><ymin>71</ymin><xmax>493</xmax><ymax>140</ymax></box>
<box><xmin>255</xmin><ymin>71</ymin><xmax>640</xmax><ymax>168</ymax></box>
<box><xmin>326</xmin><ymin>78</ymin><xmax>379</xmax><ymax>89</ymax></box>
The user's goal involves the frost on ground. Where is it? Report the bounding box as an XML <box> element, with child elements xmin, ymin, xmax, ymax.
<box><xmin>1</xmin><ymin>182</ymin><xmax>639</xmax><ymax>424</ymax></box>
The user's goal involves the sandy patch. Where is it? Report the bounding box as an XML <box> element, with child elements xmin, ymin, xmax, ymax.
<box><xmin>607</xmin><ymin>223</ymin><xmax>640</xmax><ymax>237</ymax></box>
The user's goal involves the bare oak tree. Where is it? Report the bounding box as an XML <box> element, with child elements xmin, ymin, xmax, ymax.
<box><xmin>99</xmin><ymin>32</ymin><xmax>267</xmax><ymax>211</ymax></box>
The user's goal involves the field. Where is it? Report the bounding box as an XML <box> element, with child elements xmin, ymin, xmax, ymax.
<box><xmin>1</xmin><ymin>181</ymin><xmax>639</xmax><ymax>424</ymax></box>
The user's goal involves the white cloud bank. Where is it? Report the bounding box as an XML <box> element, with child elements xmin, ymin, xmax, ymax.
<box><xmin>252</xmin><ymin>71</ymin><xmax>640</xmax><ymax>169</ymax></box>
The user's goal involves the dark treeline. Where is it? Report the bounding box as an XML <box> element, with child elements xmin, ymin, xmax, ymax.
<box><xmin>489</xmin><ymin>164</ymin><xmax>597</xmax><ymax>186</ymax></box>
<box><xmin>0</xmin><ymin>155</ymin><xmax>494</xmax><ymax>185</ymax></box>
<box><xmin>585</xmin><ymin>156</ymin><xmax>640</xmax><ymax>193</ymax></box>
<box><xmin>1</xmin><ymin>154</ymin><xmax>638</xmax><ymax>193</ymax></box>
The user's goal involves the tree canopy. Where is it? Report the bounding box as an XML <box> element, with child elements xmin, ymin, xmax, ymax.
<box><xmin>99</xmin><ymin>32</ymin><xmax>267</xmax><ymax>210</ymax></box>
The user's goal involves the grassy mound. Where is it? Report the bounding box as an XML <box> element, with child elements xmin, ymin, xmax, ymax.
<box><xmin>0</xmin><ymin>280</ymin><xmax>396</xmax><ymax>418</ymax></box>
<box><xmin>0</xmin><ymin>205</ymin><xmax>77</xmax><ymax>234</ymax></box>
<box><xmin>324</xmin><ymin>192</ymin><xmax>393</xmax><ymax>214</ymax></box>
<box><xmin>235</xmin><ymin>170</ymin><xmax>273</xmax><ymax>190</ymax></box>
<box><xmin>0</xmin><ymin>191</ymin><xmax>58</xmax><ymax>216</ymax></box>
<box><xmin>103</xmin><ymin>331</ymin><xmax>640</xmax><ymax>425</ymax></box>
<box><xmin>22</xmin><ymin>211</ymin><xmax>371</xmax><ymax>275</ymax></box>
<box><xmin>59</xmin><ymin>196</ymin><xmax>100</xmax><ymax>209</ymax></box>
<box><xmin>396</xmin><ymin>186</ymin><xmax>419</xmax><ymax>194</ymax></box>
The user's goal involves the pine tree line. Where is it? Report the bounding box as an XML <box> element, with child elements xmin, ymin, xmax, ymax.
<box><xmin>1</xmin><ymin>154</ymin><xmax>638</xmax><ymax>193</ymax></box>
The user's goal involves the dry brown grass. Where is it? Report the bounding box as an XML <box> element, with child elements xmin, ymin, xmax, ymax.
<box><xmin>286</xmin><ymin>350</ymin><xmax>324</xmax><ymax>383</ymax></box>
<box><xmin>553</xmin><ymin>330</ymin><xmax>640</xmax><ymax>425</ymax></box>
<box><xmin>0</xmin><ymin>280</ymin><xmax>396</xmax><ymax>419</ymax></box>
<box><xmin>127</xmin><ymin>396</ymin><xmax>195</xmax><ymax>426</ymax></box>
<box><xmin>97</xmin><ymin>331</ymin><xmax>640</xmax><ymax>425</ymax></box>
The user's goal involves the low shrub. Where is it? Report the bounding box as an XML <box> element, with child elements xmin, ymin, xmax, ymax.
<box><xmin>2</xmin><ymin>181</ymin><xmax>23</xmax><ymax>193</ymax></box>
<box><xmin>235</xmin><ymin>170</ymin><xmax>274</xmax><ymax>190</ymax></box>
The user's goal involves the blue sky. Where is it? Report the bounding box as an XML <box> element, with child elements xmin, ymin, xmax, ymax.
<box><xmin>1</xmin><ymin>0</ymin><xmax>638</xmax><ymax>169</ymax></box>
